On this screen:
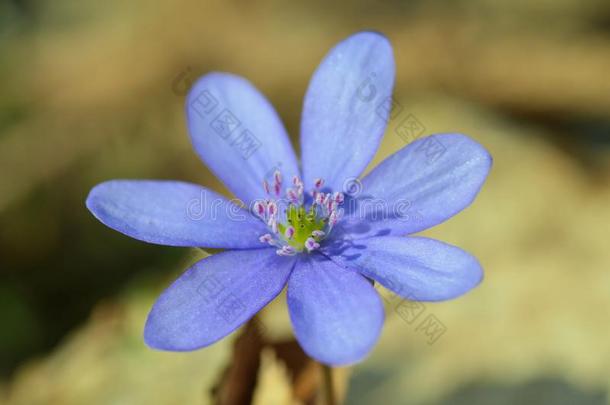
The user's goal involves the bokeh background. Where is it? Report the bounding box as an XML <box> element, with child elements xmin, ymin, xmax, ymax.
<box><xmin>1</xmin><ymin>0</ymin><xmax>609</xmax><ymax>404</ymax></box>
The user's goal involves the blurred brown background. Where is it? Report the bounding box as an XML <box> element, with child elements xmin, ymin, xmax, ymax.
<box><xmin>1</xmin><ymin>0</ymin><xmax>609</xmax><ymax>404</ymax></box>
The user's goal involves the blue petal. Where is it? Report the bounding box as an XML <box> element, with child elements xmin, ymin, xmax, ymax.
<box><xmin>287</xmin><ymin>254</ymin><xmax>384</xmax><ymax>365</ymax></box>
<box><xmin>86</xmin><ymin>180</ymin><xmax>267</xmax><ymax>248</ymax></box>
<box><xmin>186</xmin><ymin>72</ymin><xmax>299</xmax><ymax>205</ymax></box>
<box><xmin>336</xmin><ymin>133</ymin><xmax>492</xmax><ymax>239</ymax></box>
<box><xmin>323</xmin><ymin>236</ymin><xmax>483</xmax><ymax>301</ymax></box>
<box><xmin>145</xmin><ymin>248</ymin><xmax>295</xmax><ymax>351</ymax></box>
<box><xmin>300</xmin><ymin>31</ymin><xmax>395</xmax><ymax>191</ymax></box>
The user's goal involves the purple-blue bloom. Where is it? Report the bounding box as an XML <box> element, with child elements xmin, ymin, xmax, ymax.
<box><xmin>86</xmin><ymin>31</ymin><xmax>492</xmax><ymax>365</ymax></box>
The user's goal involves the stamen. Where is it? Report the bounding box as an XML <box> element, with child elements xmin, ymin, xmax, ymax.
<box><xmin>314</xmin><ymin>191</ymin><xmax>325</xmax><ymax>205</ymax></box>
<box><xmin>287</xmin><ymin>188</ymin><xmax>299</xmax><ymax>204</ymax></box>
<box><xmin>322</xmin><ymin>193</ymin><xmax>330</xmax><ymax>206</ymax></box>
<box><xmin>259</xmin><ymin>233</ymin><xmax>273</xmax><ymax>243</ymax></box>
<box><xmin>285</xmin><ymin>226</ymin><xmax>295</xmax><ymax>240</ymax></box>
<box><xmin>253</xmin><ymin>200</ymin><xmax>267</xmax><ymax>218</ymax></box>
<box><xmin>292</xmin><ymin>175</ymin><xmax>303</xmax><ymax>187</ymax></box>
<box><xmin>277</xmin><ymin>245</ymin><xmax>296</xmax><ymax>256</ymax></box>
<box><xmin>305</xmin><ymin>237</ymin><xmax>320</xmax><ymax>252</ymax></box>
<box><xmin>267</xmin><ymin>216</ymin><xmax>278</xmax><ymax>233</ymax></box>
<box><xmin>273</xmin><ymin>170</ymin><xmax>282</xmax><ymax>196</ymax></box>
<box><xmin>274</xmin><ymin>170</ymin><xmax>282</xmax><ymax>185</ymax></box>
<box><xmin>267</xmin><ymin>201</ymin><xmax>277</xmax><ymax>217</ymax></box>
<box><xmin>256</xmin><ymin>172</ymin><xmax>343</xmax><ymax>256</ymax></box>
<box><xmin>312</xmin><ymin>230</ymin><xmax>325</xmax><ymax>238</ymax></box>
<box><xmin>328</xmin><ymin>210</ymin><xmax>339</xmax><ymax>227</ymax></box>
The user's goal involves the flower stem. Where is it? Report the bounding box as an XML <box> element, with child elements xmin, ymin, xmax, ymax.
<box><xmin>321</xmin><ymin>364</ymin><xmax>337</xmax><ymax>405</ymax></box>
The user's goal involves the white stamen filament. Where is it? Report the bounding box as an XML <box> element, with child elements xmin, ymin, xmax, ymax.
<box><xmin>277</xmin><ymin>245</ymin><xmax>296</xmax><ymax>256</ymax></box>
<box><xmin>312</xmin><ymin>230</ymin><xmax>325</xmax><ymax>238</ymax></box>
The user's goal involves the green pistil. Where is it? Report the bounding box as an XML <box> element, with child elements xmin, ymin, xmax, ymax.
<box><xmin>278</xmin><ymin>204</ymin><xmax>325</xmax><ymax>250</ymax></box>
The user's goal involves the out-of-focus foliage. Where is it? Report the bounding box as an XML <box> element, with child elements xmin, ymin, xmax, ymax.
<box><xmin>0</xmin><ymin>0</ymin><xmax>609</xmax><ymax>404</ymax></box>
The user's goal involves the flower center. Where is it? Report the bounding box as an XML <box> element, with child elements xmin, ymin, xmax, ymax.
<box><xmin>255</xmin><ymin>171</ymin><xmax>343</xmax><ymax>256</ymax></box>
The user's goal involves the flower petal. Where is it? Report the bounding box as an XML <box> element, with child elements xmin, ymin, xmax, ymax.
<box><xmin>86</xmin><ymin>180</ymin><xmax>266</xmax><ymax>248</ymax></box>
<box><xmin>300</xmin><ymin>31</ymin><xmax>395</xmax><ymax>191</ymax></box>
<box><xmin>337</xmin><ymin>133</ymin><xmax>492</xmax><ymax>239</ymax></box>
<box><xmin>144</xmin><ymin>248</ymin><xmax>295</xmax><ymax>351</ymax></box>
<box><xmin>186</xmin><ymin>72</ymin><xmax>299</xmax><ymax>204</ymax></box>
<box><xmin>287</xmin><ymin>254</ymin><xmax>384</xmax><ymax>365</ymax></box>
<box><xmin>323</xmin><ymin>236</ymin><xmax>483</xmax><ymax>301</ymax></box>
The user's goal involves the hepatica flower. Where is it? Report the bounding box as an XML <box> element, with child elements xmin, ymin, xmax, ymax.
<box><xmin>86</xmin><ymin>32</ymin><xmax>491</xmax><ymax>365</ymax></box>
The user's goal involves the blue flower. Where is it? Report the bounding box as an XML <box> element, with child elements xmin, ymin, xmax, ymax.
<box><xmin>86</xmin><ymin>31</ymin><xmax>492</xmax><ymax>365</ymax></box>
